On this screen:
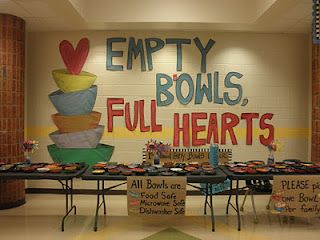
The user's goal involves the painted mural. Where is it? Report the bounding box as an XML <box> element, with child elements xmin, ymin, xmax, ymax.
<box><xmin>47</xmin><ymin>38</ymin><xmax>114</xmax><ymax>164</ymax></box>
<box><xmin>105</xmin><ymin>37</ymin><xmax>274</xmax><ymax>147</ymax></box>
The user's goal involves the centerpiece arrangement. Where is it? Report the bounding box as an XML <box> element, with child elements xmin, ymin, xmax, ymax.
<box><xmin>22</xmin><ymin>139</ymin><xmax>39</xmax><ymax>164</ymax></box>
<box><xmin>47</xmin><ymin>38</ymin><xmax>114</xmax><ymax>165</ymax></box>
<box><xmin>267</xmin><ymin>140</ymin><xmax>277</xmax><ymax>165</ymax></box>
<box><xmin>145</xmin><ymin>139</ymin><xmax>171</xmax><ymax>165</ymax></box>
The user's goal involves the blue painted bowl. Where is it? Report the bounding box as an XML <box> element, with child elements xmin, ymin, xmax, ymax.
<box><xmin>49</xmin><ymin>85</ymin><xmax>97</xmax><ymax>115</ymax></box>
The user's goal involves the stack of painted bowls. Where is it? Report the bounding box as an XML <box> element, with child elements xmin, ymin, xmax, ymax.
<box><xmin>47</xmin><ymin>66</ymin><xmax>114</xmax><ymax>165</ymax></box>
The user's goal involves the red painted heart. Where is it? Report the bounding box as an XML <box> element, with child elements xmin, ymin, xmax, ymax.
<box><xmin>59</xmin><ymin>38</ymin><xmax>89</xmax><ymax>75</ymax></box>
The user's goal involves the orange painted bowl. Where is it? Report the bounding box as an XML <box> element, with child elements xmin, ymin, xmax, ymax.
<box><xmin>52</xmin><ymin>111</ymin><xmax>101</xmax><ymax>133</ymax></box>
<box><xmin>52</xmin><ymin>69</ymin><xmax>97</xmax><ymax>93</ymax></box>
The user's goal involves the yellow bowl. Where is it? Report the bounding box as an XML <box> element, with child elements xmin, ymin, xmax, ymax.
<box><xmin>52</xmin><ymin>69</ymin><xmax>97</xmax><ymax>93</ymax></box>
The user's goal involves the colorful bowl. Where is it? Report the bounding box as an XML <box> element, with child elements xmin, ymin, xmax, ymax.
<box><xmin>52</xmin><ymin>69</ymin><xmax>97</xmax><ymax>93</ymax></box>
<box><xmin>49</xmin><ymin>85</ymin><xmax>97</xmax><ymax>115</ymax></box>
<box><xmin>92</xmin><ymin>169</ymin><xmax>105</xmax><ymax>175</ymax></box>
<box><xmin>47</xmin><ymin>144</ymin><xmax>114</xmax><ymax>166</ymax></box>
<box><xmin>52</xmin><ymin>111</ymin><xmax>101</xmax><ymax>133</ymax></box>
<box><xmin>49</xmin><ymin>125</ymin><xmax>104</xmax><ymax>148</ymax></box>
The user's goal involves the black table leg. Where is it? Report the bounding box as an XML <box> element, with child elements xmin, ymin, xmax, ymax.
<box><xmin>226</xmin><ymin>179</ymin><xmax>233</xmax><ymax>214</ymax></box>
<box><xmin>209</xmin><ymin>183</ymin><xmax>215</xmax><ymax>232</ymax></box>
<box><xmin>61</xmin><ymin>179</ymin><xmax>76</xmax><ymax>232</ymax></box>
<box><xmin>235</xmin><ymin>180</ymin><xmax>241</xmax><ymax>231</ymax></box>
<box><xmin>94</xmin><ymin>180</ymin><xmax>101</xmax><ymax>231</ymax></box>
<box><xmin>204</xmin><ymin>183</ymin><xmax>208</xmax><ymax>215</ymax></box>
<box><xmin>102</xmin><ymin>180</ymin><xmax>106</xmax><ymax>215</ymax></box>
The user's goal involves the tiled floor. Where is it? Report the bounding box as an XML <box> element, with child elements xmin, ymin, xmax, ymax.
<box><xmin>0</xmin><ymin>194</ymin><xmax>319</xmax><ymax>240</ymax></box>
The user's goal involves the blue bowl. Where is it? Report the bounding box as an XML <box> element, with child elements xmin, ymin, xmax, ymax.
<box><xmin>49</xmin><ymin>85</ymin><xmax>97</xmax><ymax>115</ymax></box>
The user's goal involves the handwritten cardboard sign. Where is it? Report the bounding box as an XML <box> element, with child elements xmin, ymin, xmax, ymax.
<box><xmin>271</xmin><ymin>175</ymin><xmax>320</xmax><ymax>217</ymax></box>
<box><xmin>146</xmin><ymin>149</ymin><xmax>209</xmax><ymax>164</ymax></box>
<box><xmin>127</xmin><ymin>176</ymin><xmax>186</xmax><ymax>216</ymax></box>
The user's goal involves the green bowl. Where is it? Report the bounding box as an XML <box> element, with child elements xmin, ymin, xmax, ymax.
<box><xmin>47</xmin><ymin>144</ymin><xmax>114</xmax><ymax>166</ymax></box>
<box><xmin>52</xmin><ymin>69</ymin><xmax>97</xmax><ymax>93</ymax></box>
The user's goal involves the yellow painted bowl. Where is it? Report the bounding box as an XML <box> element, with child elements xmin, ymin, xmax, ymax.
<box><xmin>52</xmin><ymin>69</ymin><xmax>97</xmax><ymax>93</ymax></box>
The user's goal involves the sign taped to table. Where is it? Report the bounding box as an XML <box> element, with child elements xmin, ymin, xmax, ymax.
<box><xmin>127</xmin><ymin>176</ymin><xmax>186</xmax><ymax>216</ymax></box>
<box><xmin>270</xmin><ymin>175</ymin><xmax>320</xmax><ymax>217</ymax></box>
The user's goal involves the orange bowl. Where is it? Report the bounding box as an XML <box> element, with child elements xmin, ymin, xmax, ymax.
<box><xmin>52</xmin><ymin>111</ymin><xmax>101</xmax><ymax>133</ymax></box>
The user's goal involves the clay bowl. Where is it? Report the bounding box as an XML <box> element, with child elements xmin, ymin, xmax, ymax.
<box><xmin>184</xmin><ymin>166</ymin><xmax>197</xmax><ymax>172</ymax></box>
<box><xmin>121</xmin><ymin>170</ymin><xmax>132</xmax><ymax>176</ymax></box>
<box><xmin>108</xmin><ymin>168</ymin><xmax>121</xmax><ymax>175</ymax></box>
<box><xmin>256</xmin><ymin>167</ymin><xmax>270</xmax><ymax>173</ymax></box>
<box><xmin>132</xmin><ymin>168</ymin><xmax>146</xmax><ymax>175</ymax></box>
<box><xmin>93</xmin><ymin>163</ymin><xmax>106</xmax><ymax>170</ymax></box>
<box><xmin>92</xmin><ymin>169</ymin><xmax>105</xmax><ymax>175</ymax></box>
<box><xmin>176</xmin><ymin>170</ymin><xmax>187</xmax><ymax>176</ymax></box>
<box><xmin>189</xmin><ymin>162</ymin><xmax>200</xmax><ymax>168</ymax></box>
<box><xmin>147</xmin><ymin>169</ymin><xmax>159</xmax><ymax>176</ymax></box>
<box><xmin>232</xmin><ymin>168</ymin><xmax>247</xmax><ymax>174</ymax></box>
<box><xmin>161</xmin><ymin>171</ymin><xmax>174</xmax><ymax>176</ymax></box>
<box><xmin>204</xmin><ymin>170</ymin><xmax>216</xmax><ymax>175</ymax></box>
<box><xmin>52</xmin><ymin>111</ymin><xmax>101</xmax><ymax>133</ymax></box>
<box><xmin>246</xmin><ymin>168</ymin><xmax>257</xmax><ymax>174</ymax></box>
<box><xmin>64</xmin><ymin>166</ymin><xmax>77</xmax><ymax>173</ymax></box>
<box><xmin>50</xmin><ymin>167</ymin><xmax>63</xmax><ymax>173</ymax></box>
<box><xmin>282</xmin><ymin>168</ymin><xmax>296</xmax><ymax>174</ymax></box>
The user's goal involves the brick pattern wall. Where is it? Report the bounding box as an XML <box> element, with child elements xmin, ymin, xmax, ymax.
<box><xmin>0</xmin><ymin>14</ymin><xmax>25</xmax><ymax>209</ymax></box>
<box><xmin>312</xmin><ymin>44</ymin><xmax>320</xmax><ymax>163</ymax></box>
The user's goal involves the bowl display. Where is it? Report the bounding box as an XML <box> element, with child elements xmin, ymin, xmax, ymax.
<box><xmin>52</xmin><ymin>111</ymin><xmax>101</xmax><ymax>133</ymax></box>
<box><xmin>49</xmin><ymin>125</ymin><xmax>104</xmax><ymax>148</ymax></box>
<box><xmin>49</xmin><ymin>85</ymin><xmax>97</xmax><ymax>115</ymax></box>
<box><xmin>52</xmin><ymin>69</ymin><xmax>97</xmax><ymax>93</ymax></box>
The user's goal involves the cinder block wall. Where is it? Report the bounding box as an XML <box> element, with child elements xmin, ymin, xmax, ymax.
<box><xmin>26</xmin><ymin>31</ymin><xmax>310</xmax><ymax>188</ymax></box>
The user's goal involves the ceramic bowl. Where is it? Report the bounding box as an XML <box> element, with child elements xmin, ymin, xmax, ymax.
<box><xmin>36</xmin><ymin>167</ymin><xmax>50</xmax><ymax>173</ymax></box>
<box><xmin>161</xmin><ymin>171</ymin><xmax>174</xmax><ymax>176</ymax></box>
<box><xmin>170</xmin><ymin>168</ymin><xmax>183</xmax><ymax>172</ymax></box>
<box><xmin>148</xmin><ymin>169</ymin><xmax>159</xmax><ymax>176</ymax></box>
<box><xmin>204</xmin><ymin>170</ymin><xmax>216</xmax><ymax>175</ymax></box>
<box><xmin>92</xmin><ymin>169</ymin><xmax>105</xmax><ymax>175</ymax></box>
<box><xmin>108</xmin><ymin>168</ymin><xmax>121</xmax><ymax>175</ymax></box>
<box><xmin>121</xmin><ymin>170</ymin><xmax>132</xmax><ymax>176</ymax></box>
